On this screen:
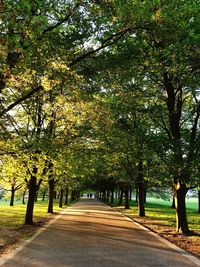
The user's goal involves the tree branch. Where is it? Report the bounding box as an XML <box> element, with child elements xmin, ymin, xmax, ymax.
<box><xmin>69</xmin><ymin>28</ymin><xmax>130</xmax><ymax>67</ymax></box>
<box><xmin>41</xmin><ymin>3</ymin><xmax>81</xmax><ymax>36</ymax></box>
<box><xmin>0</xmin><ymin>85</ymin><xmax>43</xmax><ymax>117</ymax></box>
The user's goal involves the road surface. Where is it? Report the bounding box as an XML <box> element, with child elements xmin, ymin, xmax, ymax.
<box><xmin>0</xmin><ymin>198</ymin><xmax>199</xmax><ymax>267</ymax></box>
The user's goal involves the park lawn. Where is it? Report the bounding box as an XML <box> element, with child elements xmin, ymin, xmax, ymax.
<box><xmin>0</xmin><ymin>199</ymin><xmax>68</xmax><ymax>255</ymax></box>
<box><xmin>0</xmin><ymin>199</ymin><xmax>65</xmax><ymax>227</ymax></box>
<box><xmin>115</xmin><ymin>197</ymin><xmax>199</xmax><ymax>232</ymax></box>
<box><xmin>126</xmin><ymin>199</ymin><xmax>199</xmax><ymax>232</ymax></box>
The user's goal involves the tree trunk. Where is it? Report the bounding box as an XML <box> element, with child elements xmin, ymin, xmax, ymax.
<box><xmin>65</xmin><ymin>187</ymin><xmax>69</xmax><ymax>205</ymax></box>
<box><xmin>198</xmin><ymin>190</ymin><xmax>200</xmax><ymax>214</ymax></box>
<box><xmin>25</xmin><ymin>175</ymin><xmax>38</xmax><ymax>225</ymax></box>
<box><xmin>100</xmin><ymin>191</ymin><xmax>103</xmax><ymax>200</ymax></box>
<box><xmin>124</xmin><ymin>185</ymin><xmax>130</xmax><ymax>209</ymax></box>
<box><xmin>42</xmin><ymin>189</ymin><xmax>46</xmax><ymax>201</ymax></box>
<box><xmin>10</xmin><ymin>186</ymin><xmax>15</xmax><ymax>206</ymax></box>
<box><xmin>71</xmin><ymin>190</ymin><xmax>75</xmax><ymax>202</ymax></box>
<box><xmin>137</xmin><ymin>161</ymin><xmax>145</xmax><ymax>217</ymax></box>
<box><xmin>164</xmin><ymin>73</ymin><xmax>189</xmax><ymax>234</ymax></box>
<box><xmin>111</xmin><ymin>190</ymin><xmax>114</xmax><ymax>204</ymax></box>
<box><xmin>102</xmin><ymin>190</ymin><xmax>106</xmax><ymax>202</ymax></box>
<box><xmin>77</xmin><ymin>190</ymin><xmax>80</xmax><ymax>199</ymax></box>
<box><xmin>106</xmin><ymin>190</ymin><xmax>109</xmax><ymax>202</ymax></box>
<box><xmin>129</xmin><ymin>186</ymin><xmax>132</xmax><ymax>201</ymax></box>
<box><xmin>135</xmin><ymin>189</ymin><xmax>138</xmax><ymax>203</ymax></box>
<box><xmin>34</xmin><ymin>191</ymin><xmax>38</xmax><ymax>202</ymax></box>
<box><xmin>174</xmin><ymin>181</ymin><xmax>190</xmax><ymax>234</ymax></box>
<box><xmin>118</xmin><ymin>190</ymin><xmax>123</xmax><ymax>206</ymax></box>
<box><xmin>47</xmin><ymin>177</ymin><xmax>54</xmax><ymax>213</ymax></box>
<box><xmin>22</xmin><ymin>190</ymin><xmax>26</xmax><ymax>204</ymax></box>
<box><xmin>144</xmin><ymin>188</ymin><xmax>147</xmax><ymax>204</ymax></box>
<box><xmin>59</xmin><ymin>189</ymin><xmax>64</xmax><ymax>208</ymax></box>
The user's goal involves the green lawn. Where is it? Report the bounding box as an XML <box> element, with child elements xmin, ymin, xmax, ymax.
<box><xmin>0</xmin><ymin>199</ymin><xmax>66</xmax><ymax>227</ymax></box>
<box><xmin>146</xmin><ymin>197</ymin><xmax>198</xmax><ymax>210</ymax></box>
<box><xmin>114</xmin><ymin>197</ymin><xmax>199</xmax><ymax>233</ymax></box>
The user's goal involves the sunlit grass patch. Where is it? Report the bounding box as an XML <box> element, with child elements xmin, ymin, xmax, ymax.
<box><xmin>0</xmin><ymin>199</ymin><xmax>66</xmax><ymax>227</ymax></box>
<box><xmin>113</xmin><ymin>197</ymin><xmax>199</xmax><ymax>233</ymax></box>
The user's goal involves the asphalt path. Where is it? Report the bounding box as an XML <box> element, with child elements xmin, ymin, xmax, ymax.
<box><xmin>0</xmin><ymin>198</ymin><xmax>199</xmax><ymax>267</ymax></box>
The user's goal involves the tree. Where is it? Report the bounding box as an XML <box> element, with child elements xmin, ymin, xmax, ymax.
<box><xmin>93</xmin><ymin>0</ymin><xmax>200</xmax><ymax>234</ymax></box>
<box><xmin>24</xmin><ymin>152</ymin><xmax>49</xmax><ymax>224</ymax></box>
<box><xmin>0</xmin><ymin>155</ymin><xmax>26</xmax><ymax>206</ymax></box>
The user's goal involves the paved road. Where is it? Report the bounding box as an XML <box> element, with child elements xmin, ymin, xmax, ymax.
<box><xmin>0</xmin><ymin>198</ymin><xmax>199</xmax><ymax>267</ymax></box>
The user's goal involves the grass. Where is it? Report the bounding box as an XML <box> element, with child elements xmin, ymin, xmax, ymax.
<box><xmin>0</xmin><ymin>199</ymin><xmax>66</xmax><ymax>227</ymax></box>
<box><xmin>113</xmin><ymin>197</ymin><xmax>199</xmax><ymax>233</ymax></box>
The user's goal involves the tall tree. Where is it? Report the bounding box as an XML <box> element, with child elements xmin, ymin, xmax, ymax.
<box><xmin>101</xmin><ymin>0</ymin><xmax>200</xmax><ymax>234</ymax></box>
